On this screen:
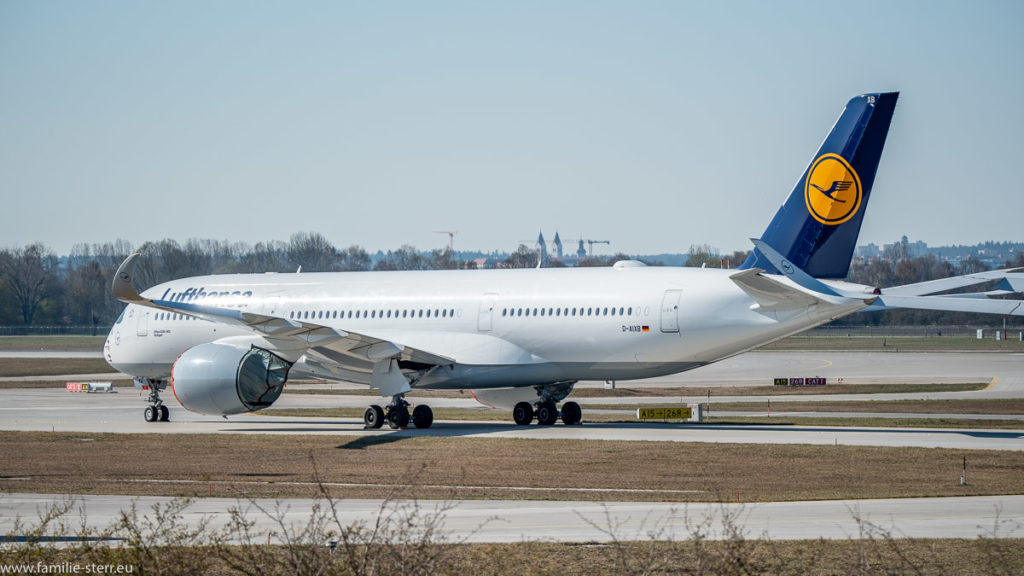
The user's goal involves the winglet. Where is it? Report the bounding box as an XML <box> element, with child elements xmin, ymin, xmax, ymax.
<box><xmin>112</xmin><ymin>253</ymin><xmax>147</xmax><ymax>303</ymax></box>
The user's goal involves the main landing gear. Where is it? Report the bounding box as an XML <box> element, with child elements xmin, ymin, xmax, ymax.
<box><xmin>513</xmin><ymin>400</ymin><xmax>582</xmax><ymax>426</ymax></box>
<box><xmin>364</xmin><ymin>394</ymin><xmax>434</xmax><ymax>429</ymax></box>
<box><xmin>141</xmin><ymin>379</ymin><xmax>170</xmax><ymax>423</ymax></box>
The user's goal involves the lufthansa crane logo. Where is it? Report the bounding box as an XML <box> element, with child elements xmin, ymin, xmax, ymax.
<box><xmin>804</xmin><ymin>153</ymin><xmax>862</xmax><ymax>225</ymax></box>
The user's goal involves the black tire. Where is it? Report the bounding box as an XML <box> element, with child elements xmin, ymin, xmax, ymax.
<box><xmin>536</xmin><ymin>401</ymin><xmax>558</xmax><ymax>426</ymax></box>
<box><xmin>561</xmin><ymin>401</ymin><xmax>582</xmax><ymax>425</ymax></box>
<box><xmin>388</xmin><ymin>406</ymin><xmax>410</xmax><ymax>429</ymax></box>
<box><xmin>412</xmin><ymin>405</ymin><xmax>434</xmax><ymax>429</ymax></box>
<box><xmin>513</xmin><ymin>402</ymin><xmax>534</xmax><ymax>426</ymax></box>
<box><xmin>364</xmin><ymin>405</ymin><xmax>385</xmax><ymax>429</ymax></box>
<box><xmin>159</xmin><ymin>405</ymin><xmax>170</xmax><ymax>422</ymax></box>
<box><xmin>144</xmin><ymin>406</ymin><xmax>156</xmax><ymax>423</ymax></box>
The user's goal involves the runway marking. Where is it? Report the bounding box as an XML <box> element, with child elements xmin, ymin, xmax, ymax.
<box><xmin>983</xmin><ymin>377</ymin><xmax>1000</xmax><ymax>391</ymax></box>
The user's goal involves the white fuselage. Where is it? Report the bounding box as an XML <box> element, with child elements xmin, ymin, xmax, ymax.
<box><xmin>104</xmin><ymin>264</ymin><xmax>867</xmax><ymax>390</ymax></box>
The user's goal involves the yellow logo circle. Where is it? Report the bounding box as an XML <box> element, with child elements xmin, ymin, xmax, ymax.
<box><xmin>804</xmin><ymin>153</ymin><xmax>862</xmax><ymax>225</ymax></box>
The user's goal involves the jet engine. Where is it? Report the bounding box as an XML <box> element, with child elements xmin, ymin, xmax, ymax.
<box><xmin>171</xmin><ymin>342</ymin><xmax>291</xmax><ymax>415</ymax></box>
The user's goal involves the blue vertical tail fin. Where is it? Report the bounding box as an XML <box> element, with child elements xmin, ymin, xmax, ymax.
<box><xmin>739</xmin><ymin>92</ymin><xmax>898</xmax><ymax>278</ymax></box>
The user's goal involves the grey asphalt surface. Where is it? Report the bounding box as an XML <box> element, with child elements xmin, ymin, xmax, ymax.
<box><xmin>2</xmin><ymin>493</ymin><xmax>1021</xmax><ymax>543</ymax></box>
<box><xmin>1</xmin><ymin>352</ymin><xmax>1022</xmax><ymax>450</ymax></box>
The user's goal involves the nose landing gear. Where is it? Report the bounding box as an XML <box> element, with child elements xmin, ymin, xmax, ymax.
<box><xmin>140</xmin><ymin>379</ymin><xmax>170</xmax><ymax>423</ymax></box>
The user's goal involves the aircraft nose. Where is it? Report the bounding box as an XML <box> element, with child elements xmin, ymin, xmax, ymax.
<box><xmin>103</xmin><ymin>328</ymin><xmax>120</xmax><ymax>367</ymax></box>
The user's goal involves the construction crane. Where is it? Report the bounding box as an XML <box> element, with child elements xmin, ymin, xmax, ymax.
<box><xmin>433</xmin><ymin>230</ymin><xmax>457</xmax><ymax>252</ymax></box>
<box><xmin>584</xmin><ymin>239</ymin><xmax>610</xmax><ymax>256</ymax></box>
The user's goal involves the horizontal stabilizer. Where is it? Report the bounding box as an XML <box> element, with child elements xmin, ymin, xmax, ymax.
<box><xmin>730</xmin><ymin>268</ymin><xmax>828</xmax><ymax>312</ymax></box>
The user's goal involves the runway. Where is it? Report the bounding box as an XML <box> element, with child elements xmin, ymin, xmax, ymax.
<box><xmin>3</xmin><ymin>493</ymin><xmax>1022</xmax><ymax>542</ymax></box>
<box><xmin>4</xmin><ymin>388</ymin><xmax>1023</xmax><ymax>449</ymax></box>
<box><xmin>1</xmin><ymin>352</ymin><xmax>1022</xmax><ymax>450</ymax></box>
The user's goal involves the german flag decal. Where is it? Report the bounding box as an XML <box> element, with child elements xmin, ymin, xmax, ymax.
<box><xmin>641</xmin><ymin>326</ymin><xmax>650</xmax><ymax>332</ymax></box>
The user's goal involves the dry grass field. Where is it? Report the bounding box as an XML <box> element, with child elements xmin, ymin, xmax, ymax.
<box><xmin>2</xmin><ymin>431</ymin><xmax>1022</xmax><ymax>502</ymax></box>
<box><xmin>0</xmin><ymin>336</ymin><xmax>106</xmax><ymax>351</ymax></box>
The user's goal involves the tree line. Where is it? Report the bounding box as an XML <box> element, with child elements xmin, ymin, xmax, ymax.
<box><xmin>0</xmin><ymin>234</ymin><xmax>1021</xmax><ymax>330</ymax></box>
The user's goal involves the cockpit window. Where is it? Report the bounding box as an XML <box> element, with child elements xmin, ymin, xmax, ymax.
<box><xmin>115</xmin><ymin>309</ymin><xmax>126</xmax><ymax>324</ymax></box>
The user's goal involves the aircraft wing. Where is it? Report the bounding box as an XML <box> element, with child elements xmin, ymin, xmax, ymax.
<box><xmin>866</xmin><ymin>268</ymin><xmax>1024</xmax><ymax>316</ymax></box>
<box><xmin>867</xmin><ymin>294</ymin><xmax>1024</xmax><ymax>316</ymax></box>
<box><xmin>112</xmin><ymin>254</ymin><xmax>453</xmax><ymax>395</ymax></box>
<box><xmin>880</xmin><ymin>268</ymin><xmax>1024</xmax><ymax>296</ymax></box>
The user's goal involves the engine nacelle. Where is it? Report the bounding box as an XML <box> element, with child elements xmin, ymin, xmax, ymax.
<box><xmin>171</xmin><ymin>342</ymin><xmax>291</xmax><ymax>415</ymax></box>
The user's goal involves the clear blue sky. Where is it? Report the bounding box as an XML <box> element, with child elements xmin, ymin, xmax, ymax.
<box><xmin>2</xmin><ymin>1</ymin><xmax>1022</xmax><ymax>256</ymax></box>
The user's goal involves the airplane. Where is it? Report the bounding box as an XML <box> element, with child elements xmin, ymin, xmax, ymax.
<box><xmin>104</xmin><ymin>91</ymin><xmax>1024</xmax><ymax>428</ymax></box>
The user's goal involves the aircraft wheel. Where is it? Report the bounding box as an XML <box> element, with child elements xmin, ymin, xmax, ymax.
<box><xmin>536</xmin><ymin>401</ymin><xmax>558</xmax><ymax>426</ymax></box>
<box><xmin>144</xmin><ymin>406</ymin><xmax>157</xmax><ymax>423</ymax></box>
<box><xmin>561</xmin><ymin>401</ymin><xmax>582</xmax><ymax>425</ymax></box>
<box><xmin>512</xmin><ymin>402</ymin><xmax>534</xmax><ymax>426</ymax></box>
<box><xmin>364</xmin><ymin>405</ymin><xmax>385</xmax><ymax>429</ymax></box>
<box><xmin>387</xmin><ymin>405</ymin><xmax>410</xmax><ymax>429</ymax></box>
<box><xmin>412</xmin><ymin>405</ymin><xmax>434</xmax><ymax>429</ymax></box>
<box><xmin>159</xmin><ymin>405</ymin><xmax>170</xmax><ymax>422</ymax></box>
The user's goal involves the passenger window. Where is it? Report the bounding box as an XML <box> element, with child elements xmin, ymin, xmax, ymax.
<box><xmin>556</xmin><ymin>308</ymin><xmax>561</xmax><ymax>316</ymax></box>
<box><xmin>628</xmin><ymin>307</ymin><xmax>633</xmax><ymax>315</ymax></box>
<box><xmin>371</xmin><ymin>311</ymin><xmax>376</xmax><ymax>318</ymax></box>
<box><xmin>517</xmin><ymin>309</ymin><xmax>522</xmax><ymax>317</ymax></box>
<box><xmin>540</xmin><ymin>308</ymin><xmax>545</xmax><ymax>316</ymax></box>
<box><xmin>603</xmin><ymin>307</ymin><xmax>608</xmax><ymax>315</ymax></box>
<box><xmin>588</xmin><ymin>308</ymin><xmax>593</xmax><ymax>316</ymax></box>
<box><xmin>442</xmin><ymin>309</ymin><xmax>447</xmax><ymax>318</ymax></box>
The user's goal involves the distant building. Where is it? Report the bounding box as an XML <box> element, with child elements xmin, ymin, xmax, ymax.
<box><xmin>553</xmin><ymin>231</ymin><xmax>563</xmax><ymax>259</ymax></box>
<box><xmin>856</xmin><ymin>243</ymin><xmax>881</xmax><ymax>259</ymax></box>
<box><xmin>536</xmin><ymin>231</ymin><xmax>549</xmax><ymax>266</ymax></box>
